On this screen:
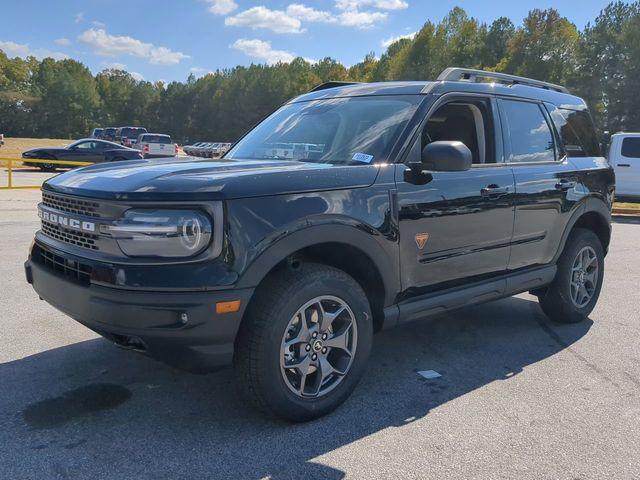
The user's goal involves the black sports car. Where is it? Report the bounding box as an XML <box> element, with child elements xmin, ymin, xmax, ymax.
<box><xmin>22</xmin><ymin>139</ymin><xmax>143</xmax><ymax>171</ymax></box>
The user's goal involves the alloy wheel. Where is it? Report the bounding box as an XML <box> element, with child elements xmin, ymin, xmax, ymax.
<box><xmin>280</xmin><ymin>295</ymin><xmax>357</xmax><ymax>398</ymax></box>
<box><xmin>570</xmin><ymin>246</ymin><xmax>599</xmax><ymax>308</ymax></box>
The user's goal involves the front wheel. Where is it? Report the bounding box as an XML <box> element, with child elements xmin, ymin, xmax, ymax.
<box><xmin>234</xmin><ymin>263</ymin><xmax>372</xmax><ymax>421</ymax></box>
<box><xmin>38</xmin><ymin>156</ymin><xmax>56</xmax><ymax>172</ymax></box>
<box><xmin>539</xmin><ymin>228</ymin><xmax>604</xmax><ymax>323</ymax></box>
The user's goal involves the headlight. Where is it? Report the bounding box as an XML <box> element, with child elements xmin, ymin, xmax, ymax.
<box><xmin>101</xmin><ymin>209</ymin><xmax>212</xmax><ymax>258</ymax></box>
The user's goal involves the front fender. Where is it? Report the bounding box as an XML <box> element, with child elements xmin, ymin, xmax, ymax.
<box><xmin>235</xmin><ymin>222</ymin><xmax>399</xmax><ymax>307</ymax></box>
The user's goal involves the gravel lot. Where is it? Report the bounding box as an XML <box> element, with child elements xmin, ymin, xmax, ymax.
<box><xmin>1</xmin><ymin>188</ymin><xmax>639</xmax><ymax>480</ymax></box>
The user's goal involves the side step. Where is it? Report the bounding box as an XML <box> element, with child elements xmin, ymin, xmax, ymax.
<box><xmin>384</xmin><ymin>265</ymin><xmax>556</xmax><ymax>328</ymax></box>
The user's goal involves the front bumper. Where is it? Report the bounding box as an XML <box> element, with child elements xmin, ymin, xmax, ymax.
<box><xmin>25</xmin><ymin>245</ymin><xmax>254</xmax><ymax>372</ymax></box>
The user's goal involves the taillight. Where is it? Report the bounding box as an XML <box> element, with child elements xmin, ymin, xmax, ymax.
<box><xmin>143</xmin><ymin>144</ymin><xmax>149</xmax><ymax>153</ymax></box>
<box><xmin>175</xmin><ymin>144</ymin><xmax>179</xmax><ymax>155</ymax></box>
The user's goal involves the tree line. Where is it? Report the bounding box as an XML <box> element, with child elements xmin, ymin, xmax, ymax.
<box><xmin>1</xmin><ymin>2</ymin><xmax>640</xmax><ymax>143</ymax></box>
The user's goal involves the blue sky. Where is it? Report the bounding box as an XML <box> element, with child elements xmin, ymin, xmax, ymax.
<box><xmin>0</xmin><ymin>0</ymin><xmax>615</xmax><ymax>83</ymax></box>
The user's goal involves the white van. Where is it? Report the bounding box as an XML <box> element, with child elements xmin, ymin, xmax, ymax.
<box><xmin>609</xmin><ymin>133</ymin><xmax>640</xmax><ymax>198</ymax></box>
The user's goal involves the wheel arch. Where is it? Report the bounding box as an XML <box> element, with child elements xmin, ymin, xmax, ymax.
<box><xmin>553</xmin><ymin>198</ymin><xmax>611</xmax><ymax>262</ymax></box>
<box><xmin>236</xmin><ymin>224</ymin><xmax>399</xmax><ymax>332</ymax></box>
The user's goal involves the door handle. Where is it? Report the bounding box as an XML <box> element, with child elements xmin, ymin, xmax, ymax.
<box><xmin>481</xmin><ymin>184</ymin><xmax>510</xmax><ymax>198</ymax></box>
<box><xmin>555</xmin><ymin>179</ymin><xmax>576</xmax><ymax>191</ymax></box>
<box><xmin>617</xmin><ymin>163</ymin><xmax>631</xmax><ymax>167</ymax></box>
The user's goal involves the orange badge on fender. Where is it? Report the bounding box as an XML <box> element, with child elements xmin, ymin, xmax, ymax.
<box><xmin>415</xmin><ymin>233</ymin><xmax>429</xmax><ymax>250</ymax></box>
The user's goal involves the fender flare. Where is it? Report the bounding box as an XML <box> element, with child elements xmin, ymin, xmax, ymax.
<box><xmin>552</xmin><ymin>196</ymin><xmax>611</xmax><ymax>263</ymax></box>
<box><xmin>235</xmin><ymin>223</ymin><xmax>399</xmax><ymax>306</ymax></box>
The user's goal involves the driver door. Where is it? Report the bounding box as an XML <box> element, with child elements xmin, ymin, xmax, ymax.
<box><xmin>395</xmin><ymin>94</ymin><xmax>516</xmax><ymax>294</ymax></box>
<box><xmin>66</xmin><ymin>141</ymin><xmax>103</xmax><ymax>162</ymax></box>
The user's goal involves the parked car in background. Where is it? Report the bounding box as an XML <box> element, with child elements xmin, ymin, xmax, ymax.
<box><xmin>116</xmin><ymin>127</ymin><xmax>147</xmax><ymax>147</ymax></box>
<box><xmin>135</xmin><ymin>133</ymin><xmax>178</xmax><ymax>158</ymax></box>
<box><xmin>201</xmin><ymin>142</ymin><xmax>218</xmax><ymax>157</ymax></box>
<box><xmin>192</xmin><ymin>142</ymin><xmax>212</xmax><ymax>157</ymax></box>
<box><xmin>609</xmin><ymin>133</ymin><xmax>640</xmax><ymax>199</ymax></box>
<box><xmin>90</xmin><ymin>128</ymin><xmax>104</xmax><ymax>139</ymax></box>
<box><xmin>22</xmin><ymin>138</ymin><xmax>142</xmax><ymax>171</ymax></box>
<box><xmin>103</xmin><ymin>127</ymin><xmax>117</xmax><ymax>141</ymax></box>
<box><xmin>212</xmin><ymin>142</ymin><xmax>233</xmax><ymax>158</ymax></box>
<box><xmin>182</xmin><ymin>142</ymin><xmax>203</xmax><ymax>156</ymax></box>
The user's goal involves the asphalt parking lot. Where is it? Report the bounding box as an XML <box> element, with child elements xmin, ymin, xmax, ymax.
<box><xmin>1</xmin><ymin>188</ymin><xmax>639</xmax><ymax>480</ymax></box>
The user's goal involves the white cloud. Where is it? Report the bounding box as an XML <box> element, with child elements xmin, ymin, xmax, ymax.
<box><xmin>130</xmin><ymin>72</ymin><xmax>144</xmax><ymax>81</ymax></box>
<box><xmin>231</xmin><ymin>39</ymin><xmax>295</xmax><ymax>64</ymax></box>
<box><xmin>148</xmin><ymin>46</ymin><xmax>190</xmax><ymax>65</ymax></box>
<box><xmin>74</xmin><ymin>12</ymin><xmax>84</xmax><ymax>23</ymax></box>
<box><xmin>0</xmin><ymin>41</ymin><xmax>30</xmax><ymax>57</ymax></box>
<box><xmin>0</xmin><ymin>41</ymin><xmax>68</xmax><ymax>60</ymax></box>
<box><xmin>225</xmin><ymin>6</ymin><xmax>304</xmax><ymax>34</ymax></box>
<box><xmin>337</xmin><ymin>10</ymin><xmax>387</xmax><ymax>28</ymax></box>
<box><xmin>335</xmin><ymin>0</ymin><xmax>408</xmax><ymax>10</ymax></box>
<box><xmin>205</xmin><ymin>0</ymin><xmax>238</xmax><ymax>15</ymax></box>
<box><xmin>286</xmin><ymin>4</ymin><xmax>336</xmax><ymax>23</ymax></box>
<box><xmin>54</xmin><ymin>37</ymin><xmax>71</xmax><ymax>46</ymax></box>
<box><xmin>103</xmin><ymin>62</ymin><xmax>128</xmax><ymax>70</ymax></box>
<box><xmin>381</xmin><ymin>31</ymin><xmax>416</xmax><ymax>48</ymax></box>
<box><xmin>77</xmin><ymin>28</ymin><xmax>189</xmax><ymax>65</ymax></box>
<box><xmin>92</xmin><ymin>20</ymin><xmax>107</xmax><ymax>28</ymax></box>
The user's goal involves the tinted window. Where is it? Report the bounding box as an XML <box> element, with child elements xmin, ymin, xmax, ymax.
<box><xmin>621</xmin><ymin>137</ymin><xmax>640</xmax><ymax>158</ymax></box>
<box><xmin>559</xmin><ymin>109</ymin><xmax>600</xmax><ymax>157</ymax></box>
<box><xmin>121</xmin><ymin>127</ymin><xmax>147</xmax><ymax>138</ymax></box>
<box><xmin>74</xmin><ymin>141</ymin><xmax>96</xmax><ymax>150</ymax></box>
<box><xmin>227</xmin><ymin>96</ymin><xmax>421</xmax><ymax>164</ymax></box>
<box><xmin>141</xmin><ymin>135</ymin><xmax>171</xmax><ymax>144</ymax></box>
<box><xmin>501</xmin><ymin>100</ymin><xmax>555</xmax><ymax>163</ymax></box>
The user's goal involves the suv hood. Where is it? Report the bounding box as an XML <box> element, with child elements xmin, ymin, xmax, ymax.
<box><xmin>43</xmin><ymin>157</ymin><xmax>381</xmax><ymax>201</ymax></box>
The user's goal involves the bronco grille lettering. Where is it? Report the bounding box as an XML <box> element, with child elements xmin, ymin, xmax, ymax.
<box><xmin>38</xmin><ymin>207</ymin><xmax>96</xmax><ymax>233</ymax></box>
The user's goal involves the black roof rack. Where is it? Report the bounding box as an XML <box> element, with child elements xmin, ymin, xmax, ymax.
<box><xmin>437</xmin><ymin>67</ymin><xmax>570</xmax><ymax>94</ymax></box>
<box><xmin>310</xmin><ymin>81</ymin><xmax>361</xmax><ymax>92</ymax></box>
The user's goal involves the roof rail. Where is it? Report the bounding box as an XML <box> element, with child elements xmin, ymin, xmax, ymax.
<box><xmin>310</xmin><ymin>81</ymin><xmax>361</xmax><ymax>92</ymax></box>
<box><xmin>437</xmin><ymin>68</ymin><xmax>570</xmax><ymax>94</ymax></box>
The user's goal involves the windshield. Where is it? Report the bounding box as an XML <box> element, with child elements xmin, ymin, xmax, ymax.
<box><xmin>226</xmin><ymin>96</ymin><xmax>421</xmax><ymax>164</ymax></box>
<box><xmin>142</xmin><ymin>135</ymin><xmax>171</xmax><ymax>144</ymax></box>
<box><xmin>122</xmin><ymin>127</ymin><xmax>147</xmax><ymax>138</ymax></box>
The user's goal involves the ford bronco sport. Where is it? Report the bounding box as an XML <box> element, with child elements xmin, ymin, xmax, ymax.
<box><xmin>25</xmin><ymin>68</ymin><xmax>615</xmax><ymax>421</ymax></box>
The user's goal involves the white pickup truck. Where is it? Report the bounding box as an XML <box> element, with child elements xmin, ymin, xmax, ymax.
<box><xmin>135</xmin><ymin>133</ymin><xmax>178</xmax><ymax>158</ymax></box>
<box><xmin>609</xmin><ymin>133</ymin><xmax>640</xmax><ymax>199</ymax></box>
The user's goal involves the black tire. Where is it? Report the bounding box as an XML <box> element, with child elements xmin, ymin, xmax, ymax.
<box><xmin>234</xmin><ymin>263</ymin><xmax>373</xmax><ymax>422</ymax></box>
<box><xmin>539</xmin><ymin>228</ymin><xmax>604</xmax><ymax>323</ymax></box>
<box><xmin>38</xmin><ymin>155</ymin><xmax>56</xmax><ymax>172</ymax></box>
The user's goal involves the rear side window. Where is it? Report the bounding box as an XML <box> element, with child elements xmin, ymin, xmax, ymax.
<box><xmin>621</xmin><ymin>138</ymin><xmax>640</xmax><ymax>158</ymax></box>
<box><xmin>501</xmin><ymin>100</ymin><xmax>556</xmax><ymax>163</ymax></box>
<box><xmin>558</xmin><ymin>109</ymin><xmax>600</xmax><ymax>157</ymax></box>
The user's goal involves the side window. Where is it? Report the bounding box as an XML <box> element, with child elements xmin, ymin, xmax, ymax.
<box><xmin>408</xmin><ymin>97</ymin><xmax>496</xmax><ymax>165</ymax></box>
<box><xmin>621</xmin><ymin>138</ymin><xmax>640</xmax><ymax>158</ymax></box>
<box><xmin>501</xmin><ymin>100</ymin><xmax>556</xmax><ymax>163</ymax></box>
<box><xmin>552</xmin><ymin>109</ymin><xmax>601</xmax><ymax>157</ymax></box>
<box><xmin>75</xmin><ymin>141</ymin><xmax>95</xmax><ymax>150</ymax></box>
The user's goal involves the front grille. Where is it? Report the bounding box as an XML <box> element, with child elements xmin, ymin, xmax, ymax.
<box><xmin>42</xmin><ymin>221</ymin><xmax>100</xmax><ymax>250</ymax></box>
<box><xmin>42</xmin><ymin>191</ymin><xmax>101</xmax><ymax>218</ymax></box>
<box><xmin>39</xmin><ymin>247</ymin><xmax>92</xmax><ymax>286</ymax></box>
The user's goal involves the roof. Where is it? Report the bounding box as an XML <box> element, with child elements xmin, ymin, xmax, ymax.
<box><xmin>293</xmin><ymin>70</ymin><xmax>587</xmax><ymax>110</ymax></box>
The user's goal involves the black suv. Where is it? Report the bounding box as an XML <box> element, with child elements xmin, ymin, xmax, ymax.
<box><xmin>25</xmin><ymin>68</ymin><xmax>614</xmax><ymax>421</ymax></box>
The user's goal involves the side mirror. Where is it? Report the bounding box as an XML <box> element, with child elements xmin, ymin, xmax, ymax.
<box><xmin>419</xmin><ymin>141</ymin><xmax>472</xmax><ymax>172</ymax></box>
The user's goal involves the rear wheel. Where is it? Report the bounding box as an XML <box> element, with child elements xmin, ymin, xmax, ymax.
<box><xmin>234</xmin><ymin>263</ymin><xmax>372</xmax><ymax>421</ymax></box>
<box><xmin>539</xmin><ymin>228</ymin><xmax>604</xmax><ymax>323</ymax></box>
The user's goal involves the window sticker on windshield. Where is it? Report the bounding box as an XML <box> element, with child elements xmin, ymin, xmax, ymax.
<box><xmin>352</xmin><ymin>152</ymin><xmax>374</xmax><ymax>163</ymax></box>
